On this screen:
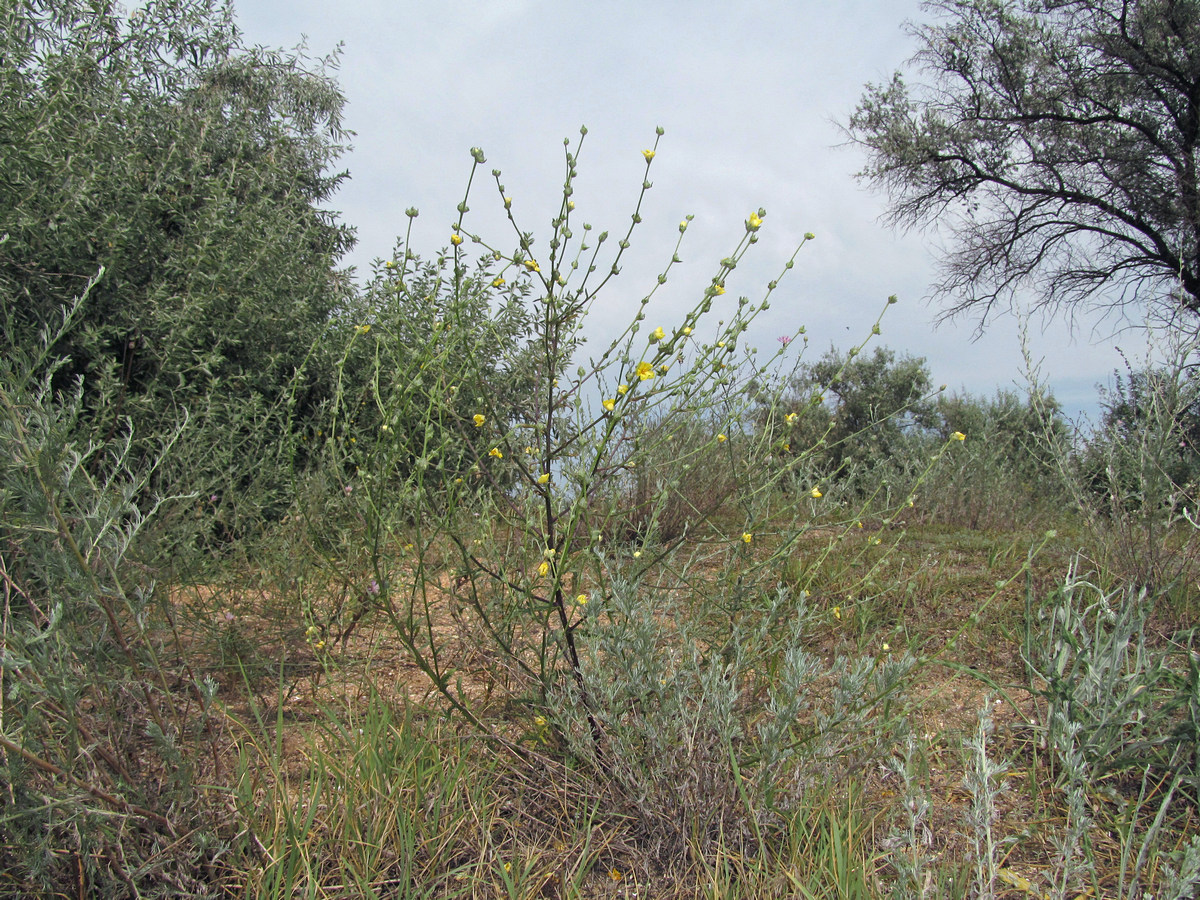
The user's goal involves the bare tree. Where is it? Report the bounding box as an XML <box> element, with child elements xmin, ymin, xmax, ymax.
<box><xmin>847</xmin><ymin>0</ymin><xmax>1200</xmax><ymax>329</ymax></box>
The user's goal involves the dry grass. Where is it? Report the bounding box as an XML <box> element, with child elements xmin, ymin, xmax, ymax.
<box><xmin>148</xmin><ymin>523</ymin><xmax>1196</xmax><ymax>899</ymax></box>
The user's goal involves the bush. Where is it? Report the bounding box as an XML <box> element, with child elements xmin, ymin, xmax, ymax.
<box><xmin>1023</xmin><ymin>566</ymin><xmax>1200</xmax><ymax>899</ymax></box>
<box><xmin>329</xmin><ymin>249</ymin><xmax>535</xmax><ymax>504</ymax></box>
<box><xmin>783</xmin><ymin>344</ymin><xmax>939</xmax><ymax>477</ymax></box>
<box><xmin>1063</xmin><ymin>333</ymin><xmax>1200</xmax><ymax>594</ymax></box>
<box><xmin>918</xmin><ymin>388</ymin><xmax>1071</xmax><ymax>529</ymax></box>
<box><xmin>0</xmin><ymin>293</ymin><xmax>232</xmax><ymax>896</ymax></box>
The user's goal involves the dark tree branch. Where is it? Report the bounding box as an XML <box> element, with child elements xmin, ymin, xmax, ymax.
<box><xmin>847</xmin><ymin>0</ymin><xmax>1200</xmax><ymax>327</ymax></box>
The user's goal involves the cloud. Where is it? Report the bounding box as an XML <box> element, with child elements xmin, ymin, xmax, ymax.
<box><xmin>235</xmin><ymin>0</ymin><xmax>1140</xmax><ymax>418</ymax></box>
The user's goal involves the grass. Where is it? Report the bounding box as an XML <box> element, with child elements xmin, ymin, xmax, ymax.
<box><xmin>109</xmin><ymin>520</ymin><xmax>1187</xmax><ymax>899</ymax></box>
<box><xmin>5</xmin><ymin>429</ymin><xmax>1195</xmax><ymax>899</ymax></box>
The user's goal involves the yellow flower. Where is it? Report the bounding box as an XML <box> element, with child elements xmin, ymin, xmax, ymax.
<box><xmin>636</xmin><ymin>362</ymin><xmax>655</xmax><ymax>381</ymax></box>
<box><xmin>603</xmin><ymin>398</ymin><xmax>615</xmax><ymax>411</ymax></box>
<box><xmin>747</xmin><ymin>211</ymin><xmax>763</xmax><ymax>231</ymax></box>
<box><xmin>523</xmin><ymin>259</ymin><xmax>540</xmax><ymax>272</ymax></box>
<box><xmin>882</xmin><ymin>642</ymin><xmax>891</xmax><ymax>652</ymax></box>
<box><xmin>534</xmin><ymin>715</ymin><xmax>547</xmax><ymax>727</ymax></box>
<box><xmin>504</xmin><ymin>862</ymin><xmax>512</xmax><ymax>873</ymax></box>
<box><xmin>682</xmin><ymin>326</ymin><xmax>692</xmax><ymax>335</ymax></box>
<box><xmin>617</xmin><ymin>383</ymin><xmax>629</xmax><ymax>394</ymax></box>
<box><xmin>833</xmin><ymin>606</ymin><xmax>842</xmax><ymax>620</ymax></box>
<box><xmin>568</xmin><ymin>200</ymin><xmax>576</xmax><ymax>210</ymax></box>
<box><xmin>385</xmin><ymin>260</ymin><xmax>395</xmax><ymax>268</ymax></box>
<box><xmin>742</xmin><ymin>532</ymin><xmax>753</xmax><ymax>544</ymax></box>
<box><xmin>450</xmin><ymin>233</ymin><xmax>463</xmax><ymax>246</ymax></box>
<box><xmin>785</xmin><ymin>412</ymin><xmax>798</xmax><ymax>425</ymax></box>
<box><xmin>355</xmin><ymin>323</ymin><xmax>371</xmax><ymax>335</ymax></box>
<box><xmin>489</xmin><ymin>447</ymin><xmax>503</xmax><ymax>459</ymax></box>
<box><xmin>537</xmin><ymin>473</ymin><xmax>550</xmax><ymax>484</ymax></box>
<box><xmin>576</xmin><ymin>593</ymin><xmax>588</xmax><ymax>605</ymax></box>
<box><xmin>717</xmin><ymin>434</ymin><xmax>727</xmax><ymax>442</ymax></box>
<box><xmin>659</xmin><ymin>363</ymin><xmax>669</xmax><ymax>374</ymax></box>
<box><xmin>650</xmin><ymin>326</ymin><xmax>665</xmax><ymax>343</ymax></box>
<box><xmin>504</xmin><ymin>196</ymin><xmax>512</xmax><ymax>208</ymax></box>
<box><xmin>642</xmin><ymin>149</ymin><xmax>655</xmax><ymax>161</ymax></box>
<box><xmin>713</xmin><ymin>284</ymin><xmax>726</xmax><ymax>295</ymax></box>
<box><xmin>609</xmin><ymin>868</ymin><xmax>623</xmax><ymax>881</ymax></box>
<box><xmin>473</xmin><ymin>414</ymin><xmax>486</xmax><ymax>427</ymax></box>
<box><xmin>810</xmin><ymin>487</ymin><xmax>822</xmax><ymax>499</ymax></box>
<box><xmin>314</xmin><ymin>640</ymin><xmax>325</xmax><ymax>651</ymax></box>
<box><xmin>952</xmin><ymin>431</ymin><xmax>966</xmax><ymax>441</ymax></box>
<box><xmin>537</xmin><ymin>561</ymin><xmax>550</xmax><ymax>577</ymax></box>
<box><xmin>492</xmin><ymin>277</ymin><xmax>505</xmax><ymax>287</ymax></box>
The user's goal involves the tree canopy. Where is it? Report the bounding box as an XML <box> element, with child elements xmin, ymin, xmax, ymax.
<box><xmin>848</xmin><ymin>0</ymin><xmax>1200</xmax><ymax>328</ymax></box>
<box><xmin>0</xmin><ymin>0</ymin><xmax>355</xmax><ymax>526</ymax></box>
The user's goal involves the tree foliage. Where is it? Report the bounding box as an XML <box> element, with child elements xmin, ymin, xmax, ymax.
<box><xmin>0</xmin><ymin>0</ymin><xmax>355</xmax><ymax>529</ymax></box>
<box><xmin>849</xmin><ymin>0</ymin><xmax>1200</xmax><ymax>326</ymax></box>
<box><xmin>787</xmin><ymin>345</ymin><xmax>939</xmax><ymax>473</ymax></box>
<box><xmin>327</xmin><ymin>250</ymin><xmax>535</xmax><ymax>500</ymax></box>
<box><xmin>938</xmin><ymin>386</ymin><xmax>1066</xmax><ymax>476</ymax></box>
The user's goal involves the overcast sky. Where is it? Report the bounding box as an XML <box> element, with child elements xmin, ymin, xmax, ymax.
<box><xmin>232</xmin><ymin>0</ymin><xmax>1150</xmax><ymax>420</ymax></box>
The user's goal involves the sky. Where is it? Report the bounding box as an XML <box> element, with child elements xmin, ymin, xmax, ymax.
<box><xmin>231</xmin><ymin>0</ymin><xmax>1151</xmax><ymax>422</ymax></box>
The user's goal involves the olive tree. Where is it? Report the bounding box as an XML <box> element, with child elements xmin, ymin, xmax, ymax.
<box><xmin>785</xmin><ymin>345</ymin><xmax>939</xmax><ymax>474</ymax></box>
<box><xmin>0</xmin><ymin>0</ymin><xmax>355</xmax><ymax>535</ymax></box>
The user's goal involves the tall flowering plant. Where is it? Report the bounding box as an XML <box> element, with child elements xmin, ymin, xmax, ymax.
<box><xmin>330</xmin><ymin>130</ymin><xmax>947</xmax><ymax>818</ymax></box>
